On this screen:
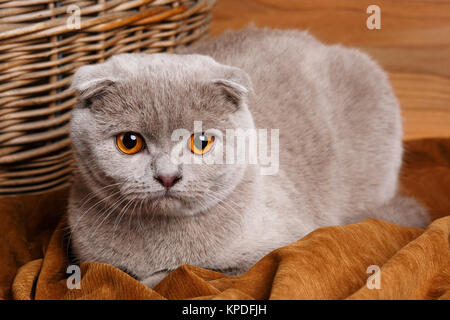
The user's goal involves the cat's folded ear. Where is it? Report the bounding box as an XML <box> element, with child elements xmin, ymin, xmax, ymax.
<box><xmin>70</xmin><ymin>64</ymin><xmax>117</xmax><ymax>108</ymax></box>
<box><xmin>211</xmin><ymin>66</ymin><xmax>253</xmax><ymax>110</ymax></box>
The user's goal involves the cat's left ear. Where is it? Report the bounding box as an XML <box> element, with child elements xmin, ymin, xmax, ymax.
<box><xmin>212</xmin><ymin>67</ymin><xmax>253</xmax><ymax>109</ymax></box>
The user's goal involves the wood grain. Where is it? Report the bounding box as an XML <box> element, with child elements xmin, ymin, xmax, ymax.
<box><xmin>210</xmin><ymin>0</ymin><xmax>450</xmax><ymax>140</ymax></box>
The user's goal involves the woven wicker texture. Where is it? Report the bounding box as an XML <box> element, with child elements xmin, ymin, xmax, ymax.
<box><xmin>0</xmin><ymin>0</ymin><xmax>214</xmax><ymax>195</ymax></box>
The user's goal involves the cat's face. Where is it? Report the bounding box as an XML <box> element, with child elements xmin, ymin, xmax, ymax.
<box><xmin>70</xmin><ymin>53</ymin><xmax>254</xmax><ymax>216</ymax></box>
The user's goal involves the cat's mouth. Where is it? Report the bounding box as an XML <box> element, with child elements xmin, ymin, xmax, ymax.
<box><xmin>142</xmin><ymin>191</ymin><xmax>189</xmax><ymax>216</ymax></box>
<box><xmin>133</xmin><ymin>189</ymin><xmax>186</xmax><ymax>203</ymax></box>
<box><xmin>150</xmin><ymin>190</ymin><xmax>185</xmax><ymax>204</ymax></box>
<box><xmin>156</xmin><ymin>190</ymin><xmax>182</xmax><ymax>200</ymax></box>
<box><xmin>134</xmin><ymin>190</ymin><xmax>204</xmax><ymax>216</ymax></box>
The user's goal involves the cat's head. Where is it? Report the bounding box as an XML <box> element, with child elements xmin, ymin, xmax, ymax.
<box><xmin>70</xmin><ymin>53</ymin><xmax>254</xmax><ymax>216</ymax></box>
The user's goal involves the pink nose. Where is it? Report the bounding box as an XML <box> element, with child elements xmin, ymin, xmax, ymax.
<box><xmin>155</xmin><ymin>175</ymin><xmax>181</xmax><ymax>188</ymax></box>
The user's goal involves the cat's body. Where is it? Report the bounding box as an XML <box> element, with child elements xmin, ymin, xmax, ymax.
<box><xmin>68</xmin><ymin>28</ymin><xmax>429</xmax><ymax>287</ymax></box>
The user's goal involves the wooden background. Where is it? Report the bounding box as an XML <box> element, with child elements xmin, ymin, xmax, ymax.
<box><xmin>209</xmin><ymin>0</ymin><xmax>450</xmax><ymax>140</ymax></box>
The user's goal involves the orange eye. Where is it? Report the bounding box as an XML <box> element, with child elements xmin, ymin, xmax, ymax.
<box><xmin>116</xmin><ymin>132</ymin><xmax>143</xmax><ymax>155</ymax></box>
<box><xmin>190</xmin><ymin>133</ymin><xmax>214</xmax><ymax>155</ymax></box>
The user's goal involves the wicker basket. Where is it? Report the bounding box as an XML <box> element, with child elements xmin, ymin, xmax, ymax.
<box><xmin>0</xmin><ymin>0</ymin><xmax>215</xmax><ymax>195</ymax></box>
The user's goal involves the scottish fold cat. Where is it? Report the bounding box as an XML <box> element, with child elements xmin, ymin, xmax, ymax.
<box><xmin>68</xmin><ymin>28</ymin><xmax>429</xmax><ymax>287</ymax></box>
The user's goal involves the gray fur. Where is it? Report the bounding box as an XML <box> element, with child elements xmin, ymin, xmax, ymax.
<box><xmin>68</xmin><ymin>28</ymin><xmax>429</xmax><ymax>288</ymax></box>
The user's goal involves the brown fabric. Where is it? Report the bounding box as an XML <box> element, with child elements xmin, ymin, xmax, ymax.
<box><xmin>1</xmin><ymin>139</ymin><xmax>449</xmax><ymax>300</ymax></box>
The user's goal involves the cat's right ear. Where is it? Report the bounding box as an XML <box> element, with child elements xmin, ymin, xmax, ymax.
<box><xmin>209</xmin><ymin>66</ymin><xmax>253</xmax><ymax>111</ymax></box>
<box><xmin>70</xmin><ymin>65</ymin><xmax>116</xmax><ymax>108</ymax></box>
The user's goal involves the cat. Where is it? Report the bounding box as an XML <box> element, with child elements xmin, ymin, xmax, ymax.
<box><xmin>68</xmin><ymin>27</ymin><xmax>430</xmax><ymax>288</ymax></box>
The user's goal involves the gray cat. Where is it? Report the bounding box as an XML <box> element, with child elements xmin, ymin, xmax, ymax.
<box><xmin>68</xmin><ymin>28</ymin><xmax>429</xmax><ymax>288</ymax></box>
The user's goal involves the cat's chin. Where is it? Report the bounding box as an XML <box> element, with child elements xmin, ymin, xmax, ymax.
<box><xmin>146</xmin><ymin>195</ymin><xmax>183</xmax><ymax>216</ymax></box>
<box><xmin>143</xmin><ymin>193</ymin><xmax>203</xmax><ymax>217</ymax></box>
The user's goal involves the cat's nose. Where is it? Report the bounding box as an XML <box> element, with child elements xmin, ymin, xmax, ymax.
<box><xmin>155</xmin><ymin>175</ymin><xmax>181</xmax><ymax>189</ymax></box>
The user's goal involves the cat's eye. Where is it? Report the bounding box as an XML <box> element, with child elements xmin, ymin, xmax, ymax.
<box><xmin>116</xmin><ymin>132</ymin><xmax>144</xmax><ymax>155</ymax></box>
<box><xmin>190</xmin><ymin>133</ymin><xmax>215</xmax><ymax>155</ymax></box>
